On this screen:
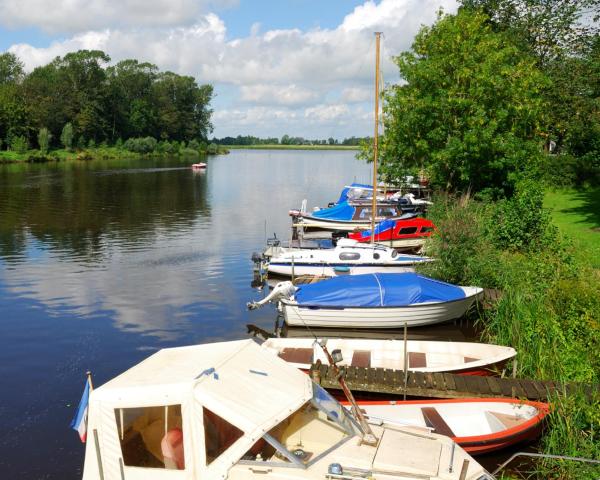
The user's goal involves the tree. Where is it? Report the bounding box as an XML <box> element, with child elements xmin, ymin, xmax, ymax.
<box><xmin>60</xmin><ymin>122</ymin><xmax>74</xmax><ymax>150</ymax></box>
<box><xmin>0</xmin><ymin>52</ymin><xmax>24</xmax><ymax>84</ymax></box>
<box><xmin>378</xmin><ymin>9</ymin><xmax>549</xmax><ymax>197</ymax></box>
<box><xmin>37</xmin><ymin>127</ymin><xmax>52</xmax><ymax>154</ymax></box>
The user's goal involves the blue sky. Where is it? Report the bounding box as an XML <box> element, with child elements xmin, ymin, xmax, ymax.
<box><xmin>0</xmin><ymin>0</ymin><xmax>457</xmax><ymax>139</ymax></box>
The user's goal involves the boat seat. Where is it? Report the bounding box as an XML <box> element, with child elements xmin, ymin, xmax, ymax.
<box><xmin>421</xmin><ymin>407</ymin><xmax>455</xmax><ymax>437</ymax></box>
<box><xmin>408</xmin><ymin>352</ymin><xmax>427</xmax><ymax>368</ymax></box>
<box><xmin>351</xmin><ymin>350</ymin><xmax>371</xmax><ymax>368</ymax></box>
<box><xmin>278</xmin><ymin>348</ymin><xmax>313</xmax><ymax>365</ymax></box>
<box><xmin>464</xmin><ymin>356</ymin><xmax>479</xmax><ymax>363</ymax></box>
<box><xmin>488</xmin><ymin>411</ymin><xmax>524</xmax><ymax>429</ymax></box>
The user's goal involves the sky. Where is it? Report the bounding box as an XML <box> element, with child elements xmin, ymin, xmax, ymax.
<box><xmin>0</xmin><ymin>0</ymin><xmax>458</xmax><ymax>139</ymax></box>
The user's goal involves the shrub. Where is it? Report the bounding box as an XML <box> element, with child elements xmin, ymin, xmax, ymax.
<box><xmin>179</xmin><ymin>147</ymin><xmax>199</xmax><ymax>157</ymax></box>
<box><xmin>9</xmin><ymin>134</ymin><xmax>29</xmax><ymax>154</ymax></box>
<box><xmin>488</xmin><ymin>178</ymin><xmax>557</xmax><ymax>251</ymax></box>
<box><xmin>60</xmin><ymin>123</ymin><xmax>74</xmax><ymax>150</ymax></box>
<box><xmin>37</xmin><ymin>127</ymin><xmax>52</xmax><ymax>154</ymax></box>
<box><xmin>187</xmin><ymin>139</ymin><xmax>201</xmax><ymax>151</ymax></box>
<box><xmin>88</xmin><ymin>139</ymin><xmax>96</xmax><ymax>148</ymax></box>
<box><xmin>206</xmin><ymin>142</ymin><xmax>219</xmax><ymax>154</ymax></box>
<box><xmin>76</xmin><ymin>136</ymin><xmax>86</xmax><ymax>149</ymax></box>
<box><xmin>123</xmin><ymin>137</ymin><xmax>158</xmax><ymax>154</ymax></box>
<box><xmin>115</xmin><ymin>138</ymin><xmax>123</xmax><ymax>149</ymax></box>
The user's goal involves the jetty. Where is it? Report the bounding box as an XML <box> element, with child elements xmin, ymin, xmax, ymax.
<box><xmin>309</xmin><ymin>362</ymin><xmax>598</xmax><ymax>402</ymax></box>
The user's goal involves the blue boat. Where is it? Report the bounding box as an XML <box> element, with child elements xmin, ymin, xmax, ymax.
<box><xmin>279</xmin><ymin>272</ymin><xmax>483</xmax><ymax>328</ymax></box>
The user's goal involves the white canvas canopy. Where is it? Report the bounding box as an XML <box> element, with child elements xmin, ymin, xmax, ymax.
<box><xmin>82</xmin><ymin>340</ymin><xmax>313</xmax><ymax>480</ymax></box>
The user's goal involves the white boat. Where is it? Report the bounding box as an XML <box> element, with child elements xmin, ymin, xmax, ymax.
<box><xmin>249</xmin><ymin>273</ymin><xmax>483</xmax><ymax>329</ymax></box>
<box><xmin>351</xmin><ymin>399</ymin><xmax>549</xmax><ymax>455</ymax></box>
<box><xmin>261</xmin><ymin>337</ymin><xmax>516</xmax><ymax>375</ymax></box>
<box><xmin>79</xmin><ymin>339</ymin><xmax>493</xmax><ymax>480</ymax></box>
<box><xmin>266</xmin><ymin>238</ymin><xmax>433</xmax><ymax>277</ymax></box>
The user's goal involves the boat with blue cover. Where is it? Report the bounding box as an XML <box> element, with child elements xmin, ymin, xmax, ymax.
<box><xmin>249</xmin><ymin>273</ymin><xmax>482</xmax><ymax>328</ymax></box>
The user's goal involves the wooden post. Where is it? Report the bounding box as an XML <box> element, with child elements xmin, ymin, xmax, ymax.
<box><xmin>370</xmin><ymin>32</ymin><xmax>382</xmax><ymax>244</ymax></box>
<box><xmin>458</xmin><ymin>459</ymin><xmax>470</xmax><ymax>480</ymax></box>
<box><xmin>291</xmin><ymin>255</ymin><xmax>295</xmax><ymax>282</ymax></box>
<box><xmin>403</xmin><ymin>322</ymin><xmax>408</xmax><ymax>401</ymax></box>
<box><xmin>512</xmin><ymin>358</ymin><xmax>518</xmax><ymax>378</ymax></box>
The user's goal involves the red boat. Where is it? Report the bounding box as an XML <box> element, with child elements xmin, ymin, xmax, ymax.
<box><xmin>348</xmin><ymin>398</ymin><xmax>549</xmax><ymax>455</ymax></box>
<box><xmin>348</xmin><ymin>217</ymin><xmax>436</xmax><ymax>251</ymax></box>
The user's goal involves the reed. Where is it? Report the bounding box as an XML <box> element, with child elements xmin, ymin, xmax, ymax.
<box><xmin>418</xmin><ymin>191</ymin><xmax>600</xmax><ymax>478</ymax></box>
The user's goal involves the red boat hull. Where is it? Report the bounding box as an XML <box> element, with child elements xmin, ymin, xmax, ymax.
<box><xmin>348</xmin><ymin>217</ymin><xmax>436</xmax><ymax>244</ymax></box>
<box><xmin>352</xmin><ymin>398</ymin><xmax>549</xmax><ymax>455</ymax></box>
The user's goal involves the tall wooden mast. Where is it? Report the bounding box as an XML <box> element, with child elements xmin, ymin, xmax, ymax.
<box><xmin>370</xmin><ymin>32</ymin><xmax>381</xmax><ymax>244</ymax></box>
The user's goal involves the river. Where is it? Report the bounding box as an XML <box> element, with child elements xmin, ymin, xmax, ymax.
<box><xmin>0</xmin><ymin>149</ymin><xmax>489</xmax><ymax>479</ymax></box>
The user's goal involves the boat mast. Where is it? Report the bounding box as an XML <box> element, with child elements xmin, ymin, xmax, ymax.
<box><xmin>370</xmin><ymin>32</ymin><xmax>381</xmax><ymax>244</ymax></box>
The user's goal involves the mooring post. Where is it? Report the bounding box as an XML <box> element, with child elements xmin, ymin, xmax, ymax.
<box><xmin>512</xmin><ymin>358</ymin><xmax>518</xmax><ymax>378</ymax></box>
<box><xmin>458</xmin><ymin>459</ymin><xmax>469</xmax><ymax>480</ymax></box>
<box><xmin>403</xmin><ymin>322</ymin><xmax>408</xmax><ymax>401</ymax></box>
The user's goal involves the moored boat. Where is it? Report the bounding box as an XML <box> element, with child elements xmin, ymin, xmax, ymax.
<box><xmin>348</xmin><ymin>217</ymin><xmax>436</xmax><ymax>250</ymax></box>
<box><xmin>290</xmin><ymin>200</ymin><xmax>411</xmax><ymax>232</ymax></box>
<box><xmin>191</xmin><ymin>162</ymin><xmax>206</xmax><ymax>169</ymax></box>
<box><xmin>350</xmin><ymin>398</ymin><xmax>549</xmax><ymax>455</ymax></box>
<box><xmin>79</xmin><ymin>339</ymin><xmax>493</xmax><ymax>480</ymax></box>
<box><xmin>249</xmin><ymin>272</ymin><xmax>483</xmax><ymax>329</ymax></box>
<box><xmin>266</xmin><ymin>238</ymin><xmax>433</xmax><ymax>277</ymax></box>
<box><xmin>261</xmin><ymin>337</ymin><xmax>516</xmax><ymax>375</ymax></box>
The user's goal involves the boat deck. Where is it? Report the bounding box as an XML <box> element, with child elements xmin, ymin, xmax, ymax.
<box><xmin>309</xmin><ymin>363</ymin><xmax>598</xmax><ymax>401</ymax></box>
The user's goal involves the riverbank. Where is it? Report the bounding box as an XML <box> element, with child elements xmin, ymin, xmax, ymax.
<box><xmin>418</xmin><ymin>185</ymin><xmax>599</xmax><ymax>479</ymax></box>
<box><xmin>0</xmin><ymin>145</ymin><xmax>228</xmax><ymax>164</ymax></box>
<box><xmin>225</xmin><ymin>144</ymin><xmax>359</xmax><ymax>150</ymax></box>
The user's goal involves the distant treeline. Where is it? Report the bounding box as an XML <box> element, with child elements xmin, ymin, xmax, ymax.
<box><xmin>211</xmin><ymin>134</ymin><xmax>369</xmax><ymax>146</ymax></box>
<box><xmin>0</xmin><ymin>50</ymin><xmax>213</xmax><ymax>153</ymax></box>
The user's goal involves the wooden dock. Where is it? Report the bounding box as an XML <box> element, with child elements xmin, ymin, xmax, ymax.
<box><xmin>309</xmin><ymin>363</ymin><xmax>598</xmax><ymax>401</ymax></box>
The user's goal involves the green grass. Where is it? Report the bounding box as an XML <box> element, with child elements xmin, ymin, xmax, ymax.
<box><xmin>225</xmin><ymin>144</ymin><xmax>359</xmax><ymax>150</ymax></box>
<box><xmin>544</xmin><ymin>188</ymin><xmax>600</xmax><ymax>268</ymax></box>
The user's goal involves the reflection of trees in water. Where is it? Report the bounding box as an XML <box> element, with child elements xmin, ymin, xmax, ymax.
<box><xmin>0</xmin><ymin>162</ymin><xmax>210</xmax><ymax>260</ymax></box>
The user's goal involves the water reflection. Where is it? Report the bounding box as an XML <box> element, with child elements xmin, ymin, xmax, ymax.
<box><xmin>0</xmin><ymin>150</ymin><xmax>370</xmax><ymax>341</ymax></box>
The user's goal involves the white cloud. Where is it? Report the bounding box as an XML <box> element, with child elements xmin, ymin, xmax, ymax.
<box><xmin>341</xmin><ymin>87</ymin><xmax>372</xmax><ymax>103</ymax></box>
<box><xmin>0</xmin><ymin>0</ymin><xmax>238</xmax><ymax>33</ymax></box>
<box><xmin>5</xmin><ymin>0</ymin><xmax>458</xmax><ymax>138</ymax></box>
<box><xmin>240</xmin><ymin>84</ymin><xmax>320</xmax><ymax>106</ymax></box>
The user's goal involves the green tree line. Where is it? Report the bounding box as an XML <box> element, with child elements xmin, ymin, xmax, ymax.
<box><xmin>212</xmin><ymin>134</ymin><xmax>368</xmax><ymax>146</ymax></box>
<box><xmin>370</xmin><ymin>0</ymin><xmax>600</xmax><ymax>197</ymax></box>
<box><xmin>0</xmin><ymin>50</ymin><xmax>214</xmax><ymax>153</ymax></box>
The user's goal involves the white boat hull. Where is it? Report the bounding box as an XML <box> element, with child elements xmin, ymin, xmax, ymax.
<box><xmin>262</xmin><ymin>337</ymin><xmax>516</xmax><ymax>374</ymax></box>
<box><xmin>281</xmin><ymin>287</ymin><xmax>482</xmax><ymax>328</ymax></box>
<box><xmin>268</xmin><ymin>263</ymin><xmax>415</xmax><ymax>277</ymax></box>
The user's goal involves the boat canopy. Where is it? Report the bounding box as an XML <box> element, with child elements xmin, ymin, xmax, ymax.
<box><xmin>336</xmin><ymin>183</ymin><xmax>373</xmax><ymax>204</ymax></box>
<box><xmin>83</xmin><ymin>340</ymin><xmax>314</xmax><ymax>480</ymax></box>
<box><xmin>311</xmin><ymin>201</ymin><xmax>355</xmax><ymax>220</ymax></box>
<box><xmin>294</xmin><ymin>272</ymin><xmax>466</xmax><ymax>307</ymax></box>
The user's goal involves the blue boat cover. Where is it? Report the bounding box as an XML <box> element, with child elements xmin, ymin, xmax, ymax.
<box><xmin>336</xmin><ymin>183</ymin><xmax>373</xmax><ymax>204</ymax></box>
<box><xmin>358</xmin><ymin>218</ymin><xmax>396</xmax><ymax>238</ymax></box>
<box><xmin>311</xmin><ymin>201</ymin><xmax>356</xmax><ymax>220</ymax></box>
<box><xmin>294</xmin><ymin>272</ymin><xmax>466</xmax><ymax>307</ymax></box>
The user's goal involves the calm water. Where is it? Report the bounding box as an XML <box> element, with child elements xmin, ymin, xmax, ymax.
<box><xmin>0</xmin><ymin>149</ymin><xmax>375</xmax><ymax>478</ymax></box>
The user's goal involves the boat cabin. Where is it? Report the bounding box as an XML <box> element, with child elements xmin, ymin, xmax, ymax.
<box><xmin>82</xmin><ymin>340</ymin><xmax>492</xmax><ymax>480</ymax></box>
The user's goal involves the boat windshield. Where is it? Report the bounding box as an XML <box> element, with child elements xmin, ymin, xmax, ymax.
<box><xmin>241</xmin><ymin>385</ymin><xmax>361</xmax><ymax>467</ymax></box>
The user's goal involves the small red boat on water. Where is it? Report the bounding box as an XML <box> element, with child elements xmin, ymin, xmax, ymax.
<box><xmin>349</xmin><ymin>398</ymin><xmax>549</xmax><ymax>455</ymax></box>
<box><xmin>191</xmin><ymin>162</ymin><xmax>206</xmax><ymax>169</ymax></box>
<box><xmin>348</xmin><ymin>216</ymin><xmax>436</xmax><ymax>251</ymax></box>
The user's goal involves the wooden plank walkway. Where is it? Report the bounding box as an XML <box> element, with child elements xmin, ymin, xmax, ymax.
<box><xmin>309</xmin><ymin>363</ymin><xmax>598</xmax><ymax>401</ymax></box>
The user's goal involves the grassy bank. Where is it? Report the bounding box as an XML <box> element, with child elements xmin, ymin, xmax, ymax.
<box><xmin>544</xmin><ymin>188</ymin><xmax>600</xmax><ymax>269</ymax></box>
<box><xmin>225</xmin><ymin>144</ymin><xmax>359</xmax><ymax>150</ymax></box>
<box><xmin>418</xmin><ymin>186</ymin><xmax>599</xmax><ymax>479</ymax></box>
<box><xmin>0</xmin><ymin>145</ymin><xmax>227</xmax><ymax>164</ymax></box>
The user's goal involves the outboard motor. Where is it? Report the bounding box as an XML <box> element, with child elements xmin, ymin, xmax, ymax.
<box><xmin>247</xmin><ymin>281</ymin><xmax>296</xmax><ymax>310</ymax></box>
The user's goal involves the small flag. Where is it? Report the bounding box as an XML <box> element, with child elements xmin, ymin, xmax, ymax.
<box><xmin>70</xmin><ymin>377</ymin><xmax>91</xmax><ymax>443</ymax></box>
